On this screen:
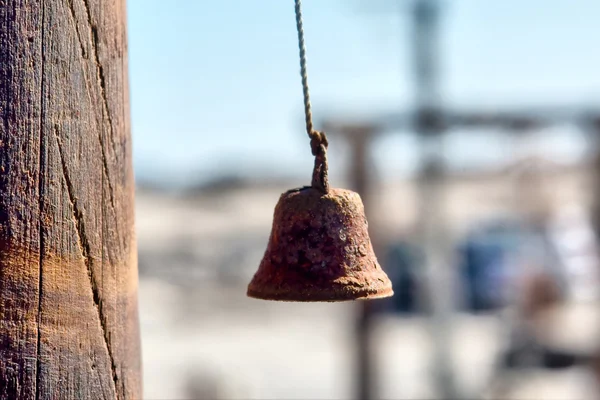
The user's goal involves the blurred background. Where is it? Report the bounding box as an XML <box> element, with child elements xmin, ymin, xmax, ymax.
<box><xmin>128</xmin><ymin>0</ymin><xmax>600</xmax><ymax>398</ymax></box>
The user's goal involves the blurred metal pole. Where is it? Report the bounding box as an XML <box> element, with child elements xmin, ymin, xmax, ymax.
<box><xmin>590</xmin><ymin>120</ymin><xmax>600</xmax><ymax>399</ymax></box>
<box><xmin>589</xmin><ymin>119</ymin><xmax>600</xmax><ymax>238</ymax></box>
<box><xmin>411</xmin><ymin>1</ymin><xmax>461</xmax><ymax>399</ymax></box>
<box><xmin>413</xmin><ymin>0</ymin><xmax>439</xmax><ymax>115</ymax></box>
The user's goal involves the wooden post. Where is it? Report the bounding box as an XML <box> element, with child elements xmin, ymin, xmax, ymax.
<box><xmin>349</xmin><ymin>130</ymin><xmax>375</xmax><ymax>400</ymax></box>
<box><xmin>0</xmin><ymin>1</ymin><xmax>141</xmax><ymax>399</ymax></box>
<box><xmin>329</xmin><ymin>125</ymin><xmax>381</xmax><ymax>400</ymax></box>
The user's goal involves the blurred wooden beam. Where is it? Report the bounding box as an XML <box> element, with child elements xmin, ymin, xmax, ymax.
<box><xmin>320</xmin><ymin>107</ymin><xmax>600</xmax><ymax>137</ymax></box>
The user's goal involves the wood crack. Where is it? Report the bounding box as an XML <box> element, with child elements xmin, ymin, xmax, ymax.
<box><xmin>65</xmin><ymin>0</ymin><xmax>87</xmax><ymax>59</ymax></box>
<box><xmin>65</xmin><ymin>0</ymin><xmax>119</xmax><ymax>292</ymax></box>
<box><xmin>64</xmin><ymin>0</ymin><xmax>116</xmax><ymax>211</ymax></box>
<box><xmin>34</xmin><ymin>1</ymin><xmax>46</xmax><ymax>399</ymax></box>
<box><xmin>54</xmin><ymin>127</ymin><xmax>119</xmax><ymax>400</ymax></box>
<box><xmin>78</xmin><ymin>0</ymin><xmax>116</xmax><ymax>210</ymax></box>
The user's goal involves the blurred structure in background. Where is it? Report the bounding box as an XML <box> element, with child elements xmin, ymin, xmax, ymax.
<box><xmin>324</xmin><ymin>0</ymin><xmax>600</xmax><ymax>399</ymax></box>
<box><xmin>131</xmin><ymin>0</ymin><xmax>600</xmax><ymax>399</ymax></box>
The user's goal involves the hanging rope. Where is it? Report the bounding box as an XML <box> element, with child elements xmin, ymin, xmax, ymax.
<box><xmin>295</xmin><ymin>0</ymin><xmax>329</xmax><ymax>193</ymax></box>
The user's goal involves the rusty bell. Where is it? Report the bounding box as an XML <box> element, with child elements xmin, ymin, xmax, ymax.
<box><xmin>247</xmin><ymin>186</ymin><xmax>393</xmax><ymax>302</ymax></box>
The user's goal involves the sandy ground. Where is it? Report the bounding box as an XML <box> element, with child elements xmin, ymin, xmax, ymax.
<box><xmin>135</xmin><ymin>187</ymin><xmax>600</xmax><ymax>399</ymax></box>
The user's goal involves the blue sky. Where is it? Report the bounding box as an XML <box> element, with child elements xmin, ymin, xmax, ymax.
<box><xmin>127</xmin><ymin>0</ymin><xmax>600</xmax><ymax>187</ymax></box>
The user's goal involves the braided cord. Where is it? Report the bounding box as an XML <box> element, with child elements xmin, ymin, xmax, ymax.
<box><xmin>294</xmin><ymin>0</ymin><xmax>329</xmax><ymax>193</ymax></box>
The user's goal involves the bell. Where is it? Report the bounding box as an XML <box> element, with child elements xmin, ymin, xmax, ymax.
<box><xmin>247</xmin><ymin>186</ymin><xmax>393</xmax><ymax>302</ymax></box>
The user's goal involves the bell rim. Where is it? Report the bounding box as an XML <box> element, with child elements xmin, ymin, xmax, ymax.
<box><xmin>246</xmin><ymin>285</ymin><xmax>394</xmax><ymax>302</ymax></box>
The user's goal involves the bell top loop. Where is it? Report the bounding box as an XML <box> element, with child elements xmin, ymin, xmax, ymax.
<box><xmin>310</xmin><ymin>130</ymin><xmax>328</xmax><ymax>156</ymax></box>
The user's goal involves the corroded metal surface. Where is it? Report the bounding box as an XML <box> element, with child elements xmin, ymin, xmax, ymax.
<box><xmin>247</xmin><ymin>187</ymin><xmax>393</xmax><ymax>302</ymax></box>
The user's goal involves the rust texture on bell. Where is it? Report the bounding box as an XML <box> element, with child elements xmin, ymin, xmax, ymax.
<box><xmin>247</xmin><ymin>186</ymin><xmax>394</xmax><ymax>302</ymax></box>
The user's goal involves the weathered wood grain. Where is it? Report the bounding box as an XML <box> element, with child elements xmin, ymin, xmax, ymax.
<box><xmin>0</xmin><ymin>0</ymin><xmax>141</xmax><ymax>398</ymax></box>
